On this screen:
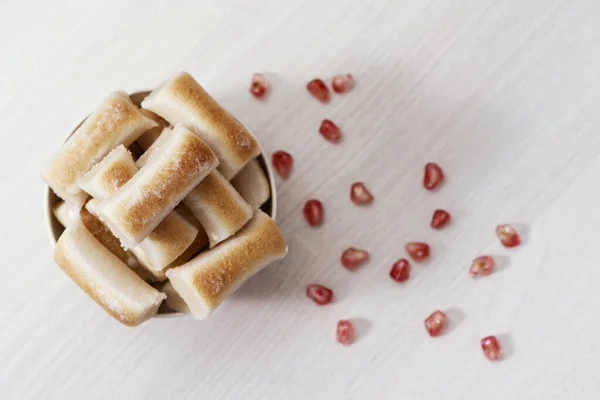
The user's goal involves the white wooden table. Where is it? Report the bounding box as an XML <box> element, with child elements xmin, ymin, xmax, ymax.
<box><xmin>3</xmin><ymin>1</ymin><xmax>600</xmax><ymax>398</ymax></box>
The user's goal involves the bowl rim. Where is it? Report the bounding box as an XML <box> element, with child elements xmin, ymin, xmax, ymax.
<box><xmin>44</xmin><ymin>89</ymin><xmax>277</xmax><ymax>317</ymax></box>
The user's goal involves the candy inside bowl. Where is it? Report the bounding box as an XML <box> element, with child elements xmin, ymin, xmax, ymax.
<box><xmin>44</xmin><ymin>73</ymin><xmax>286</xmax><ymax>325</ymax></box>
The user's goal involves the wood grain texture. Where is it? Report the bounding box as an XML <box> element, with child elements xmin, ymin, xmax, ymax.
<box><xmin>2</xmin><ymin>0</ymin><xmax>600</xmax><ymax>398</ymax></box>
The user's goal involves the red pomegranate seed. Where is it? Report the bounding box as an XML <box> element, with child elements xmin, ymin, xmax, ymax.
<box><xmin>341</xmin><ymin>247</ymin><xmax>369</xmax><ymax>270</ymax></box>
<box><xmin>249</xmin><ymin>73</ymin><xmax>269</xmax><ymax>99</ymax></box>
<box><xmin>306</xmin><ymin>284</ymin><xmax>333</xmax><ymax>305</ymax></box>
<box><xmin>481</xmin><ymin>336</ymin><xmax>502</xmax><ymax>361</ymax></box>
<box><xmin>350</xmin><ymin>182</ymin><xmax>374</xmax><ymax>205</ymax></box>
<box><xmin>496</xmin><ymin>224</ymin><xmax>521</xmax><ymax>248</ymax></box>
<box><xmin>423</xmin><ymin>163</ymin><xmax>444</xmax><ymax>190</ymax></box>
<box><xmin>336</xmin><ymin>320</ymin><xmax>355</xmax><ymax>346</ymax></box>
<box><xmin>307</xmin><ymin>79</ymin><xmax>330</xmax><ymax>103</ymax></box>
<box><xmin>424</xmin><ymin>310</ymin><xmax>447</xmax><ymax>337</ymax></box>
<box><xmin>319</xmin><ymin>119</ymin><xmax>342</xmax><ymax>143</ymax></box>
<box><xmin>303</xmin><ymin>199</ymin><xmax>324</xmax><ymax>226</ymax></box>
<box><xmin>272</xmin><ymin>151</ymin><xmax>293</xmax><ymax>178</ymax></box>
<box><xmin>431</xmin><ymin>209</ymin><xmax>451</xmax><ymax>229</ymax></box>
<box><xmin>405</xmin><ymin>242</ymin><xmax>430</xmax><ymax>262</ymax></box>
<box><xmin>470</xmin><ymin>256</ymin><xmax>495</xmax><ymax>277</ymax></box>
<box><xmin>390</xmin><ymin>259</ymin><xmax>410</xmax><ymax>282</ymax></box>
<box><xmin>331</xmin><ymin>74</ymin><xmax>355</xmax><ymax>94</ymax></box>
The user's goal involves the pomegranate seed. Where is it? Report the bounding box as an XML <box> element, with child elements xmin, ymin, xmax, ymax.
<box><xmin>331</xmin><ymin>74</ymin><xmax>355</xmax><ymax>94</ymax></box>
<box><xmin>350</xmin><ymin>182</ymin><xmax>374</xmax><ymax>205</ymax></box>
<box><xmin>341</xmin><ymin>247</ymin><xmax>369</xmax><ymax>270</ymax></box>
<box><xmin>431</xmin><ymin>209</ymin><xmax>451</xmax><ymax>229</ymax></box>
<box><xmin>319</xmin><ymin>119</ymin><xmax>342</xmax><ymax>143</ymax></box>
<box><xmin>303</xmin><ymin>199</ymin><xmax>324</xmax><ymax>226</ymax></box>
<box><xmin>470</xmin><ymin>256</ymin><xmax>495</xmax><ymax>277</ymax></box>
<box><xmin>307</xmin><ymin>79</ymin><xmax>330</xmax><ymax>103</ymax></box>
<box><xmin>424</xmin><ymin>310</ymin><xmax>447</xmax><ymax>337</ymax></box>
<box><xmin>481</xmin><ymin>336</ymin><xmax>502</xmax><ymax>361</ymax></box>
<box><xmin>306</xmin><ymin>284</ymin><xmax>333</xmax><ymax>305</ymax></box>
<box><xmin>336</xmin><ymin>320</ymin><xmax>355</xmax><ymax>346</ymax></box>
<box><xmin>423</xmin><ymin>163</ymin><xmax>444</xmax><ymax>190</ymax></box>
<box><xmin>496</xmin><ymin>224</ymin><xmax>521</xmax><ymax>248</ymax></box>
<box><xmin>389</xmin><ymin>259</ymin><xmax>410</xmax><ymax>282</ymax></box>
<box><xmin>272</xmin><ymin>151</ymin><xmax>293</xmax><ymax>178</ymax></box>
<box><xmin>249</xmin><ymin>73</ymin><xmax>269</xmax><ymax>99</ymax></box>
<box><xmin>405</xmin><ymin>242</ymin><xmax>430</xmax><ymax>262</ymax></box>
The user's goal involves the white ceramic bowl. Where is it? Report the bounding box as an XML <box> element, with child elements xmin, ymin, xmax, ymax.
<box><xmin>44</xmin><ymin>90</ymin><xmax>277</xmax><ymax>316</ymax></box>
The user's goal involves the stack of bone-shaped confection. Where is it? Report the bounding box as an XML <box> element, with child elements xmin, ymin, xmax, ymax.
<box><xmin>44</xmin><ymin>72</ymin><xmax>288</xmax><ymax>326</ymax></box>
